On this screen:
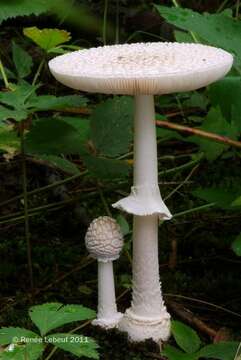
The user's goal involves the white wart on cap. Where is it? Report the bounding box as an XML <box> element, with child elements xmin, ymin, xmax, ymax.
<box><xmin>49</xmin><ymin>42</ymin><xmax>233</xmax><ymax>95</ymax></box>
<box><xmin>85</xmin><ymin>216</ymin><xmax>123</xmax><ymax>262</ymax></box>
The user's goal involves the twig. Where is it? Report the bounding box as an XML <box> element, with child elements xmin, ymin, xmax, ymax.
<box><xmin>20</xmin><ymin>124</ymin><xmax>34</xmax><ymax>292</ymax></box>
<box><xmin>167</xmin><ymin>300</ymin><xmax>217</xmax><ymax>338</ymax></box>
<box><xmin>164</xmin><ymin>294</ymin><xmax>241</xmax><ymax>319</ymax></box>
<box><xmin>156</xmin><ymin>120</ymin><xmax>241</xmax><ymax>150</ymax></box>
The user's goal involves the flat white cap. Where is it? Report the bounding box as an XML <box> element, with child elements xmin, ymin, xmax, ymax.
<box><xmin>49</xmin><ymin>42</ymin><xmax>233</xmax><ymax>95</ymax></box>
<box><xmin>85</xmin><ymin>216</ymin><xmax>124</xmax><ymax>262</ymax></box>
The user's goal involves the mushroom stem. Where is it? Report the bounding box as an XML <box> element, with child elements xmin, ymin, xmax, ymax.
<box><xmin>118</xmin><ymin>95</ymin><xmax>171</xmax><ymax>343</ymax></box>
<box><xmin>92</xmin><ymin>260</ymin><xmax>123</xmax><ymax>329</ymax></box>
<box><xmin>134</xmin><ymin>95</ymin><xmax>157</xmax><ymax>187</ymax></box>
<box><xmin>97</xmin><ymin>260</ymin><xmax>118</xmax><ymax>319</ymax></box>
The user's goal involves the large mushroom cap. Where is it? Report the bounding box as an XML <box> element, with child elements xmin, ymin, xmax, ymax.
<box><xmin>49</xmin><ymin>42</ymin><xmax>233</xmax><ymax>95</ymax></box>
<box><xmin>85</xmin><ymin>216</ymin><xmax>124</xmax><ymax>262</ymax></box>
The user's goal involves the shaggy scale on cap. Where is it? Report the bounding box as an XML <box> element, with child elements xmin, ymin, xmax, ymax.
<box><xmin>49</xmin><ymin>42</ymin><xmax>233</xmax><ymax>95</ymax></box>
<box><xmin>85</xmin><ymin>216</ymin><xmax>123</xmax><ymax>262</ymax></box>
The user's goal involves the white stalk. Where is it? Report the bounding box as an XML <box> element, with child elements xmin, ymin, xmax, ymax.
<box><xmin>118</xmin><ymin>95</ymin><xmax>171</xmax><ymax>343</ymax></box>
<box><xmin>92</xmin><ymin>260</ymin><xmax>122</xmax><ymax>328</ymax></box>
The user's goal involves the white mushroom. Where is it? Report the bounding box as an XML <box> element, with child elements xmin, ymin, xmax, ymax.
<box><xmin>49</xmin><ymin>42</ymin><xmax>233</xmax><ymax>344</ymax></box>
<box><xmin>85</xmin><ymin>216</ymin><xmax>124</xmax><ymax>329</ymax></box>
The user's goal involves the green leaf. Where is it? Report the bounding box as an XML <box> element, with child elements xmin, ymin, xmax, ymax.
<box><xmin>36</xmin><ymin>155</ymin><xmax>80</xmax><ymax>175</ymax></box>
<box><xmin>0</xmin><ymin>125</ymin><xmax>20</xmax><ymax>155</ymax></box>
<box><xmin>155</xmin><ymin>6</ymin><xmax>239</xmax><ymax>66</ymax></box>
<box><xmin>209</xmin><ymin>77</ymin><xmax>241</xmax><ymax>132</ymax></box>
<box><xmin>28</xmin><ymin>94</ymin><xmax>87</xmax><ymax>111</ymax></box>
<box><xmin>90</xmin><ymin>96</ymin><xmax>134</xmax><ymax>157</ymax></box>
<box><xmin>83</xmin><ymin>155</ymin><xmax>130</xmax><ymax>180</ymax></box>
<box><xmin>0</xmin><ymin>82</ymin><xmax>38</xmax><ymax>111</ymax></box>
<box><xmin>187</xmin><ymin>107</ymin><xmax>238</xmax><ymax>161</ymax></box>
<box><xmin>0</xmin><ymin>343</ymin><xmax>44</xmax><ymax>360</ymax></box>
<box><xmin>171</xmin><ymin>321</ymin><xmax>201</xmax><ymax>354</ymax></box>
<box><xmin>192</xmin><ymin>187</ymin><xmax>239</xmax><ymax>209</ymax></box>
<box><xmin>0</xmin><ymin>0</ymin><xmax>51</xmax><ymax>24</ymax></box>
<box><xmin>0</xmin><ymin>328</ymin><xmax>40</xmax><ymax>345</ymax></box>
<box><xmin>197</xmin><ymin>341</ymin><xmax>240</xmax><ymax>360</ymax></box>
<box><xmin>162</xmin><ymin>345</ymin><xmax>197</xmax><ymax>360</ymax></box>
<box><xmin>25</xmin><ymin>118</ymin><xmax>87</xmax><ymax>155</ymax></box>
<box><xmin>12</xmin><ymin>42</ymin><xmax>33</xmax><ymax>79</ymax></box>
<box><xmin>174</xmin><ymin>30</ymin><xmax>194</xmax><ymax>43</ymax></box>
<box><xmin>29</xmin><ymin>303</ymin><xmax>95</xmax><ymax>336</ymax></box>
<box><xmin>231</xmin><ymin>233</ymin><xmax>241</xmax><ymax>256</ymax></box>
<box><xmin>232</xmin><ymin>195</ymin><xmax>241</xmax><ymax>207</ymax></box>
<box><xmin>116</xmin><ymin>214</ymin><xmax>129</xmax><ymax>236</ymax></box>
<box><xmin>45</xmin><ymin>333</ymin><xmax>99</xmax><ymax>359</ymax></box>
<box><xmin>0</xmin><ymin>105</ymin><xmax>28</xmax><ymax>123</ymax></box>
<box><xmin>23</xmin><ymin>27</ymin><xmax>71</xmax><ymax>51</ymax></box>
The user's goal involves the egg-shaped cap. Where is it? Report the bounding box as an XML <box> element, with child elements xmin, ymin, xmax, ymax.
<box><xmin>49</xmin><ymin>42</ymin><xmax>233</xmax><ymax>95</ymax></box>
<box><xmin>85</xmin><ymin>216</ymin><xmax>124</xmax><ymax>262</ymax></box>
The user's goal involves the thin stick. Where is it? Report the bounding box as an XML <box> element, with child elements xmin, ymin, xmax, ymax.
<box><xmin>236</xmin><ymin>0</ymin><xmax>240</xmax><ymax>19</ymax></box>
<box><xmin>0</xmin><ymin>59</ymin><xmax>9</xmax><ymax>88</ymax></box>
<box><xmin>32</xmin><ymin>58</ymin><xmax>45</xmax><ymax>85</ymax></box>
<box><xmin>102</xmin><ymin>0</ymin><xmax>108</xmax><ymax>45</ymax></box>
<box><xmin>164</xmin><ymin>293</ymin><xmax>241</xmax><ymax>319</ymax></box>
<box><xmin>20</xmin><ymin>124</ymin><xmax>34</xmax><ymax>292</ymax></box>
<box><xmin>156</xmin><ymin>119</ymin><xmax>241</xmax><ymax>150</ymax></box>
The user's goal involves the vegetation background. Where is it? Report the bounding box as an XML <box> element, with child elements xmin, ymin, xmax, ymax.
<box><xmin>0</xmin><ymin>0</ymin><xmax>241</xmax><ymax>359</ymax></box>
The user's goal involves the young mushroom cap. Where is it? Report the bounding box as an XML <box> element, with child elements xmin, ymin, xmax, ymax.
<box><xmin>49</xmin><ymin>42</ymin><xmax>233</xmax><ymax>95</ymax></box>
<box><xmin>85</xmin><ymin>216</ymin><xmax>123</xmax><ymax>262</ymax></box>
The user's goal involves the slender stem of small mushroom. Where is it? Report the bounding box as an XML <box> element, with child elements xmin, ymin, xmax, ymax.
<box><xmin>97</xmin><ymin>261</ymin><xmax>118</xmax><ymax>319</ymax></box>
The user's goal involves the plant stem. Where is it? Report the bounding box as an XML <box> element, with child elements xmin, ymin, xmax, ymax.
<box><xmin>158</xmin><ymin>158</ymin><xmax>200</xmax><ymax>176</ymax></box>
<box><xmin>102</xmin><ymin>0</ymin><xmax>108</xmax><ymax>45</ymax></box>
<box><xmin>0</xmin><ymin>58</ymin><xmax>9</xmax><ymax>88</ymax></box>
<box><xmin>236</xmin><ymin>0</ymin><xmax>240</xmax><ymax>19</ymax></box>
<box><xmin>20</xmin><ymin>124</ymin><xmax>34</xmax><ymax>292</ymax></box>
<box><xmin>115</xmin><ymin>0</ymin><xmax>120</xmax><ymax>43</ymax></box>
<box><xmin>0</xmin><ymin>172</ymin><xmax>82</xmax><ymax>208</ymax></box>
<box><xmin>217</xmin><ymin>0</ymin><xmax>230</xmax><ymax>13</ymax></box>
<box><xmin>173</xmin><ymin>203</ymin><xmax>215</xmax><ymax>218</ymax></box>
<box><xmin>32</xmin><ymin>58</ymin><xmax>45</xmax><ymax>85</ymax></box>
<box><xmin>171</xmin><ymin>0</ymin><xmax>199</xmax><ymax>43</ymax></box>
<box><xmin>156</xmin><ymin>119</ymin><xmax>241</xmax><ymax>150</ymax></box>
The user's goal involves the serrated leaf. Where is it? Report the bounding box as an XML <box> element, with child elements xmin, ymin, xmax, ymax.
<box><xmin>45</xmin><ymin>333</ymin><xmax>99</xmax><ymax>359</ymax></box>
<box><xmin>83</xmin><ymin>155</ymin><xmax>130</xmax><ymax>180</ymax></box>
<box><xmin>0</xmin><ymin>328</ymin><xmax>40</xmax><ymax>345</ymax></box>
<box><xmin>187</xmin><ymin>107</ymin><xmax>238</xmax><ymax>161</ymax></box>
<box><xmin>90</xmin><ymin>96</ymin><xmax>133</xmax><ymax>157</ymax></box>
<box><xmin>155</xmin><ymin>6</ymin><xmax>239</xmax><ymax>66</ymax></box>
<box><xmin>231</xmin><ymin>234</ymin><xmax>241</xmax><ymax>256</ymax></box>
<box><xmin>197</xmin><ymin>342</ymin><xmax>239</xmax><ymax>360</ymax></box>
<box><xmin>23</xmin><ymin>27</ymin><xmax>71</xmax><ymax>51</ymax></box>
<box><xmin>0</xmin><ymin>83</ymin><xmax>38</xmax><ymax>110</ymax></box>
<box><xmin>0</xmin><ymin>105</ymin><xmax>28</xmax><ymax>122</ymax></box>
<box><xmin>12</xmin><ymin>42</ymin><xmax>33</xmax><ymax>79</ymax></box>
<box><xmin>25</xmin><ymin>118</ymin><xmax>87</xmax><ymax>155</ymax></box>
<box><xmin>29</xmin><ymin>303</ymin><xmax>95</xmax><ymax>336</ymax></box>
<box><xmin>28</xmin><ymin>94</ymin><xmax>87</xmax><ymax>111</ymax></box>
<box><xmin>37</xmin><ymin>155</ymin><xmax>80</xmax><ymax>175</ymax></box>
<box><xmin>171</xmin><ymin>321</ymin><xmax>201</xmax><ymax>354</ymax></box>
<box><xmin>0</xmin><ymin>343</ymin><xmax>44</xmax><ymax>360</ymax></box>
<box><xmin>0</xmin><ymin>0</ymin><xmax>51</xmax><ymax>24</ymax></box>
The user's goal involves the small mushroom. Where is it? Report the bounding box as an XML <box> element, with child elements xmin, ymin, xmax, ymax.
<box><xmin>49</xmin><ymin>42</ymin><xmax>233</xmax><ymax>343</ymax></box>
<box><xmin>85</xmin><ymin>216</ymin><xmax>124</xmax><ymax>329</ymax></box>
